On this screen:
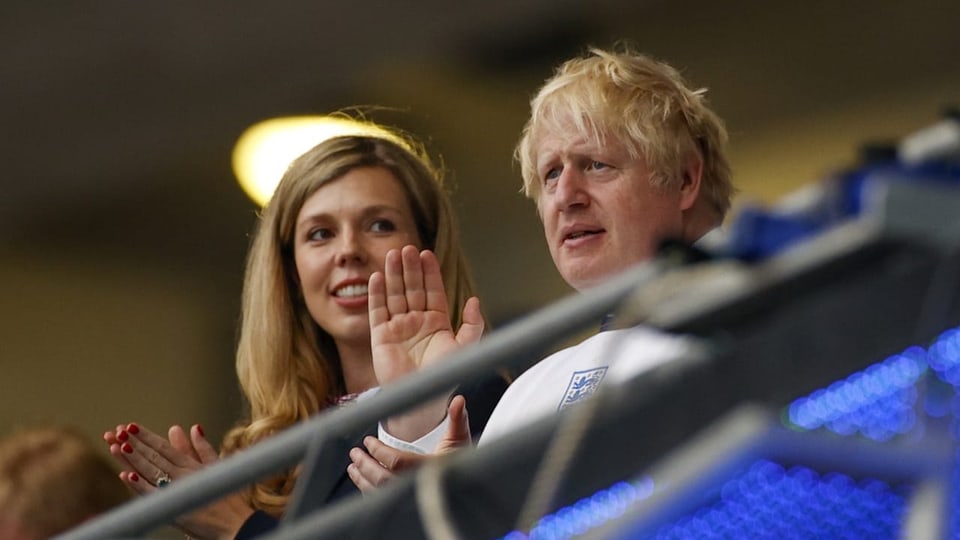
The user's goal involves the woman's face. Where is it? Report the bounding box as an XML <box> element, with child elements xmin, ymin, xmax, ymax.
<box><xmin>292</xmin><ymin>166</ymin><xmax>423</xmax><ymax>347</ymax></box>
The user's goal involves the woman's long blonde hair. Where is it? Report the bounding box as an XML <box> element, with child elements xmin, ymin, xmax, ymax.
<box><xmin>221</xmin><ymin>131</ymin><xmax>479</xmax><ymax>515</ymax></box>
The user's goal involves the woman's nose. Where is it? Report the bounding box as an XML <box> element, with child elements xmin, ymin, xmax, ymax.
<box><xmin>335</xmin><ymin>231</ymin><xmax>366</xmax><ymax>265</ymax></box>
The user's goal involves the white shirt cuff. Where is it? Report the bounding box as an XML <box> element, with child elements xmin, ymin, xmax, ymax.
<box><xmin>377</xmin><ymin>415</ymin><xmax>449</xmax><ymax>455</ymax></box>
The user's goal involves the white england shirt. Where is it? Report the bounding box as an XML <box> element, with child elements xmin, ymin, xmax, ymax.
<box><xmin>478</xmin><ymin>326</ymin><xmax>693</xmax><ymax>445</ymax></box>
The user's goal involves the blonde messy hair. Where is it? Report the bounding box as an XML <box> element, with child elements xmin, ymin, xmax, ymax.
<box><xmin>516</xmin><ymin>47</ymin><xmax>734</xmax><ymax>222</ymax></box>
<box><xmin>221</xmin><ymin>128</ymin><xmax>479</xmax><ymax>516</ymax></box>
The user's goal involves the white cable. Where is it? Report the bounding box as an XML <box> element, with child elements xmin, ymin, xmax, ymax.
<box><xmin>416</xmin><ymin>458</ymin><xmax>462</xmax><ymax>540</ymax></box>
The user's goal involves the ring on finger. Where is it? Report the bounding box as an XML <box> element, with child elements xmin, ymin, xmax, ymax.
<box><xmin>155</xmin><ymin>471</ymin><xmax>172</xmax><ymax>488</ymax></box>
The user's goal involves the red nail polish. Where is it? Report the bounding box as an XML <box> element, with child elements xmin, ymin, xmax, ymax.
<box><xmin>121</xmin><ymin>443</ymin><xmax>133</xmax><ymax>454</ymax></box>
<box><xmin>117</xmin><ymin>430</ymin><xmax>129</xmax><ymax>442</ymax></box>
<box><xmin>127</xmin><ymin>423</ymin><xmax>140</xmax><ymax>435</ymax></box>
<box><xmin>130</xmin><ymin>472</ymin><xmax>139</xmax><ymax>482</ymax></box>
<box><xmin>196</xmin><ymin>424</ymin><xmax>205</xmax><ymax>437</ymax></box>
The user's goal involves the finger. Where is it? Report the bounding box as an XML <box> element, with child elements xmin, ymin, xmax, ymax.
<box><xmin>348</xmin><ymin>447</ymin><xmax>394</xmax><ymax>490</ymax></box>
<box><xmin>347</xmin><ymin>463</ymin><xmax>376</xmax><ymax>493</ymax></box>
<box><xmin>368</xmin><ymin>271</ymin><xmax>388</xmax><ymax>328</ymax></box>
<box><xmin>384</xmin><ymin>248</ymin><xmax>407</xmax><ymax>316</ymax></box>
<box><xmin>111</xmin><ymin>440</ymin><xmax>169</xmax><ymax>486</ymax></box>
<box><xmin>119</xmin><ymin>470</ymin><xmax>155</xmax><ymax>496</ymax></box>
<box><xmin>168</xmin><ymin>425</ymin><xmax>201</xmax><ymax>463</ymax></box>
<box><xmin>108</xmin><ymin>442</ymin><xmax>135</xmax><ymax>470</ymax></box>
<box><xmin>421</xmin><ymin>249</ymin><xmax>448</xmax><ymax>314</ymax></box>
<box><xmin>127</xmin><ymin>424</ymin><xmax>193</xmax><ymax>469</ymax></box>
<box><xmin>455</xmin><ymin>296</ymin><xmax>484</xmax><ymax>346</ymax></box>
<box><xmin>103</xmin><ymin>430</ymin><xmax>119</xmax><ymax>445</ymax></box>
<box><xmin>402</xmin><ymin>245</ymin><xmax>426</xmax><ymax>312</ymax></box>
<box><xmin>350</xmin><ymin>448</ymin><xmax>393</xmax><ymax>487</ymax></box>
<box><xmin>362</xmin><ymin>436</ymin><xmax>424</xmax><ymax>472</ymax></box>
<box><xmin>189</xmin><ymin>424</ymin><xmax>219</xmax><ymax>464</ymax></box>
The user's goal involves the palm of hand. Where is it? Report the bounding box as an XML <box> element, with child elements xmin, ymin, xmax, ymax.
<box><xmin>369</xmin><ymin>247</ymin><xmax>483</xmax><ymax>389</ymax></box>
<box><xmin>372</xmin><ymin>307</ymin><xmax>456</xmax><ymax>385</ymax></box>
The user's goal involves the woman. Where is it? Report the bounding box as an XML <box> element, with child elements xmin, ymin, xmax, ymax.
<box><xmin>104</xmin><ymin>126</ymin><xmax>507</xmax><ymax>538</ymax></box>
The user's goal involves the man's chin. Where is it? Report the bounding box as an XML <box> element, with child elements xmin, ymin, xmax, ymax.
<box><xmin>561</xmin><ymin>259</ymin><xmax>641</xmax><ymax>291</ymax></box>
<box><xmin>561</xmin><ymin>267</ymin><xmax>607</xmax><ymax>292</ymax></box>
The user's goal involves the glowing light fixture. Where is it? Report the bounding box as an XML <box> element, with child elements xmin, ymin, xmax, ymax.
<box><xmin>232</xmin><ymin>115</ymin><xmax>407</xmax><ymax>206</ymax></box>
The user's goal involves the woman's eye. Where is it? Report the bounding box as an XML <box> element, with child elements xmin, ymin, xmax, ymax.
<box><xmin>307</xmin><ymin>228</ymin><xmax>332</xmax><ymax>241</ymax></box>
<box><xmin>370</xmin><ymin>219</ymin><xmax>397</xmax><ymax>233</ymax></box>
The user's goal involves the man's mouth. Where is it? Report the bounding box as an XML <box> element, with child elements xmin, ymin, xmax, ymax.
<box><xmin>565</xmin><ymin>229</ymin><xmax>603</xmax><ymax>242</ymax></box>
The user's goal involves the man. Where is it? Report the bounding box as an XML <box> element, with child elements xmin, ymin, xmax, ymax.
<box><xmin>349</xmin><ymin>46</ymin><xmax>735</xmax><ymax>488</ymax></box>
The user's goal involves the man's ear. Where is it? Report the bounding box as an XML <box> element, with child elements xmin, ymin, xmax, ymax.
<box><xmin>679</xmin><ymin>157</ymin><xmax>704</xmax><ymax>211</ymax></box>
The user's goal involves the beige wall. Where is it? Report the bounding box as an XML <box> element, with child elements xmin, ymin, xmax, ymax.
<box><xmin>0</xmin><ymin>251</ymin><xmax>242</xmax><ymax>450</ymax></box>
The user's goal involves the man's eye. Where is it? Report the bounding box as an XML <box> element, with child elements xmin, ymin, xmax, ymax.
<box><xmin>370</xmin><ymin>219</ymin><xmax>397</xmax><ymax>233</ymax></box>
<box><xmin>544</xmin><ymin>167</ymin><xmax>561</xmax><ymax>183</ymax></box>
<box><xmin>588</xmin><ymin>161</ymin><xmax>609</xmax><ymax>171</ymax></box>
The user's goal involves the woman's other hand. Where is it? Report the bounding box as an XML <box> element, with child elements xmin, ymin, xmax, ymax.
<box><xmin>347</xmin><ymin>395</ymin><xmax>472</xmax><ymax>493</ymax></box>
<box><xmin>103</xmin><ymin>423</ymin><xmax>254</xmax><ymax>539</ymax></box>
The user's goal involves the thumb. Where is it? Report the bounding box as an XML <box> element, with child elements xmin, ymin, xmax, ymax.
<box><xmin>190</xmin><ymin>424</ymin><xmax>219</xmax><ymax>464</ymax></box>
<box><xmin>455</xmin><ymin>297</ymin><xmax>484</xmax><ymax>346</ymax></box>
<box><xmin>168</xmin><ymin>425</ymin><xmax>201</xmax><ymax>462</ymax></box>
<box><xmin>439</xmin><ymin>395</ymin><xmax>471</xmax><ymax>453</ymax></box>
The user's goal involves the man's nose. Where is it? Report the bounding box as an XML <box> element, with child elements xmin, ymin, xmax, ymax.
<box><xmin>554</xmin><ymin>168</ymin><xmax>589</xmax><ymax>211</ymax></box>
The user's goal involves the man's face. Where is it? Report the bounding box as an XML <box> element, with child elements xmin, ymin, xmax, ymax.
<box><xmin>535</xmin><ymin>130</ymin><xmax>689</xmax><ymax>290</ymax></box>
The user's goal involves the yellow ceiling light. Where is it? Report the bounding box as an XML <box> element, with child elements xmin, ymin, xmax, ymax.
<box><xmin>232</xmin><ymin>115</ymin><xmax>406</xmax><ymax>206</ymax></box>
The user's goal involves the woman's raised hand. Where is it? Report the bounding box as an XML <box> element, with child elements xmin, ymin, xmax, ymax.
<box><xmin>368</xmin><ymin>245</ymin><xmax>483</xmax><ymax>386</ymax></box>
<box><xmin>368</xmin><ymin>245</ymin><xmax>484</xmax><ymax>441</ymax></box>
